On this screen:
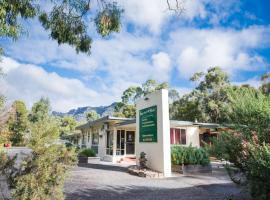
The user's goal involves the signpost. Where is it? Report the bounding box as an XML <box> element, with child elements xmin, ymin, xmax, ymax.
<box><xmin>136</xmin><ymin>90</ymin><xmax>171</xmax><ymax>177</ymax></box>
<box><xmin>139</xmin><ymin>106</ymin><xmax>157</xmax><ymax>142</ymax></box>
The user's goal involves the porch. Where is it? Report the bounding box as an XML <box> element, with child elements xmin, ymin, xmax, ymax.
<box><xmin>102</xmin><ymin>125</ymin><xmax>136</xmax><ymax>163</ymax></box>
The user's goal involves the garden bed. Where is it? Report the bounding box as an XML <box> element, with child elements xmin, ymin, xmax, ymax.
<box><xmin>78</xmin><ymin>156</ymin><xmax>100</xmax><ymax>164</ymax></box>
<box><xmin>128</xmin><ymin>166</ymin><xmax>164</xmax><ymax>178</ymax></box>
<box><xmin>172</xmin><ymin>164</ymin><xmax>212</xmax><ymax>174</ymax></box>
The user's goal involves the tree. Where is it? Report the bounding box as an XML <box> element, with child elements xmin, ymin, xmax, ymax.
<box><xmin>211</xmin><ymin>87</ymin><xmax>270</xmax><ymax>200</ymax></box>
<box><xmin>114</xmin><ymin>79</ymin><xmax>170</xmax><ymax>118</ymax></box>
<box><xmin>8</xmin><ymin>100</ymin><xmax>29</xmax><ymax>146</ymax></box>
<box><xmin>59</xmin><ymin>116</ymin><xmax>77</xmax><ymax>137</ymax></box>
<box><xmin>28</xmin><ymin>97</ymin><xmax>50</xmax><ymax>123</ymax></box>
<box><xmin>260</xmin><ymin>72</ymin><xmax>270</xmax><ymax>95</ymax></box>
<box><xmin>2</xmin><ymin>98</ymin><xmax>77</xmax><ymax>200</ymax></box>
<box><xmin>0</xmin><ymin>1</ymin><xmax>184</xmax><ymax>57</ymax></box>
<box><xmin>86</xmin><ymin>110</ymin><xmax>99</xmax><ymax>121</ymax></box>
<box><xmin>171</xmin><ymin>67</ymin><xmax>232</xmax><ymax>123</ymax></box>
<box><xmin>0</xmin><ymin>0</ymin><xmax>123</xmax><ymax>55</ymax></box>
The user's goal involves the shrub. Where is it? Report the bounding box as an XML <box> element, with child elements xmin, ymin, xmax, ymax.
<box><xmin>2</xmin><ymin>117</ymin><xmax>77</xmax><ymax>200</ymax></box>
<box><xmin>78</xmin><ymin>148</ymin><xmax>96</xmax><ymax>157</ymax></box>
<box><xmin>171</xmin><ymin>145</ymin><xmax>210</xmax><ymax>166</ymax></box>
<box><xmin>211</xmin><ymin>88</ymin><xmax>270</xmax><ymax>200</ymax></box>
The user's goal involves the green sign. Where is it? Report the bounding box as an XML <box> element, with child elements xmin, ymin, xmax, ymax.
<box><xmin>139</xmin><ymin>105</ymin><xmax>157</xmax><ymax>142</ymax></box>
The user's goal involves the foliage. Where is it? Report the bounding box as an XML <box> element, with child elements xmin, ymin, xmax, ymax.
<box><xmin>171</xmin><ymin>145</ymin><xmax>210</xmax><ymax>166</ymax></box>
<box><xmin>86</xmin><ymin>111</ymin><xmax>99</xmax><ymax>121</ymax></box>
<box><xmin>28</xmin><ymin>97</ymin><xmax>50</xmax><ymax>123</ymax></box>
<box><xmin>0</xmin><ymin>129</ymin><xmax>12</xmax><ymax>145</ymax></box>
<box><xmin>260</xmin><ymin>72</ymin><xmax>270</xmax><ymax>95</ymax></box>
<box><xmin>170</xmin><ymin>67</ymin><xmax>232</xmax><ymax>123</ymax></box>
<box><xmin>59</xmin><ymin>116</ymin><xmax>77</xmax><ymax>137</ymax></box>
<box><xmin>211</xmin><ymin>87</ymin><xmax>270</xmax><ymax>200</ymax></box>
<box><xmin>1</xmin><ymin>98</ymin><xmax>77</xmax><ymax>200</ymax></box>
<box><xmin>95</xmin><ymin>2</ymin><xmax>123</xmax><ymax>37</ymax></box>
<box><xmin>8</xmin><ymin>100</ymin><xmax>29</xmax><ymax>146</ymax></box>
<box><xmin>78</xmin><ymin>148</ymin><xmax>96</xmax><ymax>157</ymax></box>
<box><xmin>114</xmin><ymin>79</ymin><xmax>173</xmax><ymax>118</ymax></box>
<box><xmin>0</xmin><ymin>0</ymin><xmax>123</xmax><ymax>55</ymax></box>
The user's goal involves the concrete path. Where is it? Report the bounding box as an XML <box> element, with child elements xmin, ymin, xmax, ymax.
<box><xmin>64</xmin><ymin>162</ymin><xmax>250</xmax><ymax>200</ymax></box>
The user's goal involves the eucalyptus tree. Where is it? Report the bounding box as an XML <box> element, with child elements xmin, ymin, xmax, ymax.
<box><xmin>0</xmin><ymin>0</ymin><xmax>123</xmax><ymax>55</ymax></box>
<box><xmin>8</xmin><ymin>100</ymin><xmax>29</xmax><ymax>146</ymax></box>
<box><xmin>86</xmin><ymin>110</ymin><xmax>99</xmax><ymax>121</ymax></box>
<box><xmin>171</xmin><ymin>67</ymin><xmax>232</xmax><ymax>123</ymax></box>
<box><xmin>114</xmin><ymin>79</ymin><xmax>179</xmax><ymax>118</ymax></box>
<box><xmin>0</xmin><ymin>0</ymin><xmax>184</xmax><ymax>56</ymax></box>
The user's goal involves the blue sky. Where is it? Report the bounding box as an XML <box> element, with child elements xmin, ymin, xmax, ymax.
<box><xmin>1</xmin><ymin>0</ymin><xmax>270</xmax><ymax>112</ymax></box>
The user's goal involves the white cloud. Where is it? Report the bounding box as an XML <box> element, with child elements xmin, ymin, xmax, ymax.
<box><xmin>167</xmin><ymin>26</ymin><xmax>270</xmax><ymax>78</ymax></box>
<box><xmin>151</xmin><ymin>52</ymin><xmax>172</xmax><ymax>81</ymax></box>
<box><xmin>119</xmin><ymin>0</ymin><xmax>170</xmax><ymax>34</ymax></box>
<box><xmin>0</xmin><ymin>57</ymin><xmax>120</xmax><ymax>112</ymax></box>
<box><xmin>232</xmin><ymin>77</ymin><xmax>261</xmax><ymax>88</ymax></box>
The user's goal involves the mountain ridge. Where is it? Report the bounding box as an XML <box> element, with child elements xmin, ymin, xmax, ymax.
<box><xmin>52</xmin><ymin>102</ymin><xmax>117</xmax><ymax>122</ymax></box>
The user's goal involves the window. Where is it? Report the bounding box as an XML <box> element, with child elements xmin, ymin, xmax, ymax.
<box><xmin>106</xmin><ymin>131</ymin><xmax>113</xmax><ymax>155</ymax></box>
<box><xmin>87</xmin><ymin>131</ymin><xmax>90</xmax><ymax>143</ymax></box>
<box><xmin>116</xmin><ymin>130</ymin><xmax>125</xmax><ymax>155</ymax></box>
<box><xmin>92</xmin><ymin>132</ymin><xmax>99</xmax><ymax>145</ymax></box>
<box><xmin>170</xmin><ymin>128</ymin><xmax>186</xmax><ymax>145</ymax></box>
<box><xmin>82</xmin><ymin>132</ymin><xmax>85</xmax><ymax>144</ymax></box>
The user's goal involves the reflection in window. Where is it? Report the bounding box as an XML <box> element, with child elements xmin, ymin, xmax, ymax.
<box><xmin>170</xmin><ymin>128</ymin><xmax>186</xmax><ymax>145</ymax></box>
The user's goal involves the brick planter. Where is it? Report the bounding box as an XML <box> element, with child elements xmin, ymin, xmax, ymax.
<box><xmin>78</xmin><ymin>156</ymin><xmax>99</xmax><ymax>164</ymax></box>
<box><xmin>172</xmin><ymin>164</ymin><xmax>212</xmax><ymax>174</ymax></box>
<box><xmin>182</xmin><ymin>164</ymin><xmax>212</xmax><ymax>174</ymax></box>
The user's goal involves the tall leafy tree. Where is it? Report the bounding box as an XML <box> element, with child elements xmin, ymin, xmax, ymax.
<box><xmin>114</xmin><ymin>79</ymin><xmax>178</xmax><ymax>118</ymax></box>
<box><xmin>86</xmin><ymin>110</ymin><xmax>99</xmax><ymax>121</ymax></box>
<box><xmin>0</xmin><ymin>0</ymin><xmax>123</xmax><ymax>55</ymax></box>
<box><xmin>2</xmin><ymin>98</ymin><xmax>77</xmax><ymax>200</ymax></box>
<box><xmin>28</xmin><ymin>97</ymin><xmax>50</xmax><ymax>123</ymax></box>
<box><xmin>171</xmin><ymin>67</ymin><xmax>231</xmax><ymax>123</ymax></box>
<box><xmin>59</xmin><ymin>116</ymin><xmax>77</xmax><ymax>137</ymax></box>
<box><xmin>8</xmin><ymin>100</ymin><xmax>29</xmax><ymax>146</ymax></box>
<box><xmin>211</xmin><ymin>87</ymin><xmax>270</xmax><ymax>200</ymax></box>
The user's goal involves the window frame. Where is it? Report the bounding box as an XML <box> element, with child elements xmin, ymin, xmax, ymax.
<box><xmin>170</xmin><ymin>128</ymin><xmax>187</xmax><ymax>145</ymax></box>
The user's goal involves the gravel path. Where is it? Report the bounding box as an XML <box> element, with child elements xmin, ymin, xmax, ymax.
<box><xmin>64</xmin><ymin>162</ymin><xmax>250</xmax><ymax>200</ymax></box>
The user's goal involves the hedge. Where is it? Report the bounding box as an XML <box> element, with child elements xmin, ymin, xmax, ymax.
<box><xmin>171</xmin><ymin>145</ymin><xmax>210</xmax><ymax>166</ymax></box>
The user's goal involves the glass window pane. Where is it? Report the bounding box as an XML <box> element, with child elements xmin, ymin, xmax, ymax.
<box><xmin>181</xmin><ymin>129</ymin><xmax>186</xmax><ymax>144</ymax></box>
<box><xmin>175</xmin><ymin>129</ymin><xmax>181</xmax><ymax>144</ymax></box>
<box><xmin>170</xmin><ymin>128</ymin><xmax>174</xmax><ymax>144</ymax></box>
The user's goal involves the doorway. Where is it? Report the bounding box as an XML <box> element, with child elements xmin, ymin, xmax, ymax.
<box><xmin>116</xmin><ymin>130</ymin><xmax>135</xmax><ymax>156</ymax></box>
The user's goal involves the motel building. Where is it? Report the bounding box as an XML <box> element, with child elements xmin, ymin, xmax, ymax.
<box><xmin>75</xmin><ymin>89</ymin><xmax>225</xmax><ymax>171</ymax></box>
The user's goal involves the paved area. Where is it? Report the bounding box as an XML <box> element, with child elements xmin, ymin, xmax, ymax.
<box><xmin>64</xmin><ymin>162</ymin><xmax>251</xmax><ymax>200</ymax></box>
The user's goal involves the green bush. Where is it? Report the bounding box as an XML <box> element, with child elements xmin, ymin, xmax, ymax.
<box><xmin>78</xmin><ymin>148</ymin><xmax>96</xmax><ymax>157</ymax></box>
<box><xmin>171</xmin><ymin>145</ymin><xmax>210</xmax><ymax>166</ymax></box>
<box><xmin>211</xmin><ymin>88</ymin><xmax>270</xmax><ymax>200</ymax></box>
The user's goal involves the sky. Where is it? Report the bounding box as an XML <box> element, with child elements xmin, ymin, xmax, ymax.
<box><xmin>1</xmin><ymin>0</ymin><xmax>270</xmax><ymax>112</ymax></box>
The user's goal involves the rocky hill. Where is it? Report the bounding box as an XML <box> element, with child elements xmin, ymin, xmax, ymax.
<box><xmin>52</xmin><ymin>102</ymin><xmax>117</xmax><ymax>122</ymax></box>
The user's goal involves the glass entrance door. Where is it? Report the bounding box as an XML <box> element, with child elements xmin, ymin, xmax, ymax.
<box><xmin>126</xmin><ymin>131</ymin><xmax>135</xmax><ymax>155</ymax></box>
<box><xmin>116</xmin><ymin>130</ymin><xmax>135</xmax><ymax>156</ymax></box>
<box><xmin>116</xmin><ymin>130</ymin><xmax>125</xmax><ymax>155</ymax></box>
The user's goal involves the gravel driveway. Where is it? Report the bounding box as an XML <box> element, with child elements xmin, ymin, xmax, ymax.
<box><xmin>64</xmin><ymin>162</ymin><xmax>250</xmax><ymax>200</ymax></box>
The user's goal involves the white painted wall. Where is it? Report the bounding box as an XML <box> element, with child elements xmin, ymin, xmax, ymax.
<box><xmin>186</xmin><ymin>127</ymin><xmax>200</xmax><ymax>147</ymax></box>
<box><xmin>136</xmin><ymin>89</ymin><xmax>171</xmax><ymax>177</ymax></box>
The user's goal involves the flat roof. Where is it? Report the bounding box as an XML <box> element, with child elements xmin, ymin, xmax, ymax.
<box><xmin>76</xmin><ymin>116</ymin><xmax>135</xmax><ymax>130</ymax></box>
<box><xmin>76</xmin><ymin>115</ymin><xmax>224</xmax><ymax>130</ymax></box>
